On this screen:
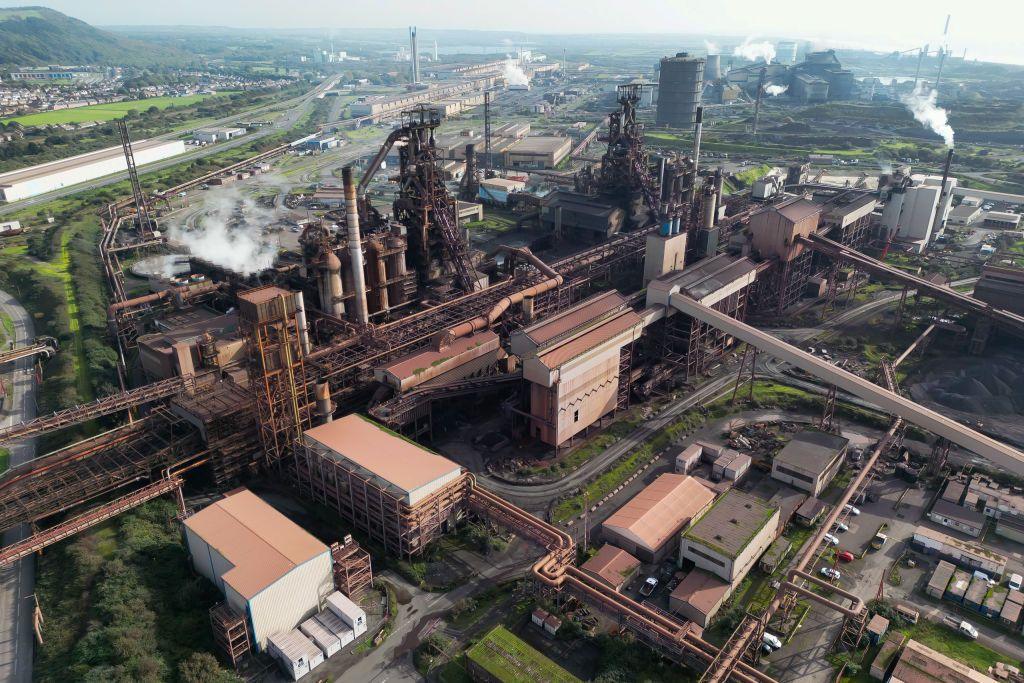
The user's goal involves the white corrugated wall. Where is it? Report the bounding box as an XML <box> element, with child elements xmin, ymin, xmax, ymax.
<box><xmin>407</xmin><ymin>467</ymin><xmax>463</xmax><ymax>506</ymax></box>
<box><xmin>247</xmin><ymin>551</ymin><xmax>334</xmax><ymax>651</ymax></box>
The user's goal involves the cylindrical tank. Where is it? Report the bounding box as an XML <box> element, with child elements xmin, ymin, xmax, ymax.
<box><xmin>315</xmin><ymin>381</ymin><xmax>333</xmax><ymax>423</ymax></box>
<box><xmin>656</xmin><ymin>52</ymin><xmax>705</xmax><ymax>128</ymax></box>
<box><xmin>326</xmin><ymin>251</ymin><xmax>345</xmax><ymax>318</ymax></box>
<box><xmin>705</xmin><ymin>54</ymin><xmax>722</xmax><ymax>81</ymax></box>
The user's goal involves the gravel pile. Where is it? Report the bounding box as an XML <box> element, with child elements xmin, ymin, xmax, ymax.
<box><xmin>909</xmin><ymin>355</ymin><xmax>1024</xmax><ymax>416</ymax></box>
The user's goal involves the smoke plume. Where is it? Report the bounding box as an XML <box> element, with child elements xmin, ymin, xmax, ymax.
<box><xmin>503</xmin><ymin>57</ymin><xmax>530</xmax><ymax>86</ymax></box>
<box><xmin>765</xmin><ymin>84</ymin><xmax>788</xmax><ymax>96</ymax></box>
<box><xmin>733</xmin><ymin>39</ymin><xmax>775</xmax><ymax>64</ymax></box>
<box><xmin>166</xmin><ymin>177</ymin><xmax>286</xmax><ymax>275</ymax></box>
<box><xmin>704</xmin><ymin>40</ymin><xmax>720</xmax><ymax>55</ymax></box>
<box><xmin>900</xmin><ymin>85</ymin><xmax>955</xmax><ymax>147</ymax></box>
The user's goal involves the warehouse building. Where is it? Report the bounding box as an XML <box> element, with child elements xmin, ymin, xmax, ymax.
<box><xmin>579</xmin><ymin>543</ymin><xmax>641</xmax><ymax>592</ymax></box>
<box><xmin>770</xmin><ymin>430</ymin><xmax>849</xmax><ymax>497</ymax></box>
<box><xmin>295</xmin><ymin>414</ymin><xmax>467</xmax><ymax>558</ymax></box>
<box><xmin>505</xmin><ymin>136</ymin><xmax>572</xmax><ymax>169</ymax></box>
<box><xmin>182</xmin><ymin>488</ymin><xmax>334</xmax><ymax>651</ymax></box>
<box><xmin>511</xmin><ymin>292</ymin><xmax>645</xmax><ymax>448</ymax></box>
<box><xmin>668</xmin><ymin>570</ymin><xmax>731</xmax><ymax>628</ymax></box>
<box><xmin>538</xmin><ymin>190</ymin><xmax>626</xmax><ymax>242</ymax></box>
<box><xmin>983</xmin><ymin>211</ymin><xmax>1022</xmax><ymax>230</ymax></box>
<box><xmin>974</xmin><ymin>264</ymin><xmax>1024</xmax><ymax>316</ymax></box>
<box><xmin>680</xmin><ymin>489</ymin><xmax>780</xmax><ymax>583</ymax></box>
<box><xmin>0</xmin><ymin>138</ymin><xmax>186</xmax><ymax>202</ymax></box>
<box><xmin>911</xmin><ymin>526</ymin><xmax>1008</xmax><ymax>577</ymax></box>
<box><xmin>601</xmin><ymin>473</ymin><xmax>715</xmax><ymax>563</ymax></box>
<box><xmin>195</xmin><ymin>126</ymin><xmax>246</xmax><ymax>143</ymax></box>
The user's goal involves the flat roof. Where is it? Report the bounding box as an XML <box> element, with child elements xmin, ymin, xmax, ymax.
<box><xmin>652</xmin><ymin>254</ymin><xmax>758</xmax><ymax>302</ymax></box>
<box><xmin>183</xmin><ymin>488</ymin><xmax>328</xmax><ymax>600</ymax></box>
<box><xmin>303</xmin><ymin>414</ymin><xmax>461</xmax><ymax>496</ymax></box>
<box><xmin>579</xmin><ymin>543</ymin><xmax>641</xmax><ymax>588</ymax></box>
<box><xmin>467</xmin><ymin>626</ymin><xmax>580</xmax><ymax>683</ymax></box>
<box><xmin>772</xmin><ymin>196</ymin><xmax>821</xmax><ymax>223</ymax></box>
<box><xmin>684</xmin><ymin>489</ymin><xmax>778</xmax><ymax>559</ymax></box>
<box><xmin>0</xmin><ymin>138</ymin><xmax>180</xmax><ymax>186</ymax></box>
<box><xmin>670</xmin><ymin>570</ymin><xmax>730</xmax><ymax>615</ymax></box>
<box><xmin>930</xmin><ymin>499</ymin><xmax>986</xmax><ymax>528</ymax></box>
<box><xmin>603</xmin><ymin>474</ymin><xmax>715</xmax><ymax>552</ymax></box>
<box><xmin>891</xmin><ymin>638</ymin><xmax>997</xmax><ymax>683</ymax></box>
<box><xmin>380</xmin><ymin>330</ymin><xmax>499</xmax><ymax>382</ymax></box>
<box><xmin>774</xmin><ymin>429</ymin><xmax>849</xmax><ymax>475</ymax></box>
<box><xmin>521</xmin><ymin>291</ymin><xmax>626</xmax><ymax>348</ymax></box>
<box><xmin>508</xmin><ymin>136</ymin><xmax>571</xmax><ymax>155</ymax></box>
<box><xmin>537</xmin><ymin>309</ymin><xmax>642</xmax><ymax>370</ymax></box>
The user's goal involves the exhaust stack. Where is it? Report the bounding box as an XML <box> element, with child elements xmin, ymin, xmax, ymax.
<box><xmin>343</xmin><ymin>166</ymin><xmax>370</xmax><ymax>325</ymax></box>
<box><xmin>692</xmin><ymin>106</ymin><xmax>704</xmax><ymax>178</ymax></box>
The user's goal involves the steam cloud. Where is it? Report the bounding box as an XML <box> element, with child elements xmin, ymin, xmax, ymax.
<box><xmin>167</xmin><ymin>177</ymin><xmax>287</xmax><ymax>275</ymax></box>
<box><xmin>503</xmin><ymin>57</ymin><xmax>530</xmax><ymax>86</ymax></box>
<box><xmin>900</xmin><ymin>85</ymin><xmax>955</xmax><ymax>148</ymax></box>
<box><xmin>733</xmin><ymin>39</ymin><xmax>775</xmax><ymax>64</ymax></box>
<box><xmin>765</xmin><ymin>84</ymin><xmax>788</xmax><ymax>96</ymax></box>
<box><xmin>704</xmin><ymin>40</ymin><xmax>720</xmax><ymax>55</ymax></box>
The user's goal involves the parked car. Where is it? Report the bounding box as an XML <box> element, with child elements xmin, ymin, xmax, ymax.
<box><xmin>958</xmin><ymin>621</ymin><xmax>979</xmax><ymax>639</ymax></box>
<box><xmin>640</xmin><ymin>577</ymin><xmax>658</xmax><ymax>597</ymax></box>
<box><xmin>820</xmin><ymin>567</ymin><xmax>841</xmax><ymax>581</ymax></box>
<box><xmin>844</xmin><ymin>504</ymin><xmax>861</xmax><ymax>516</ymax></box>
<box><xmin>833</xmin><ymin>522</ymin><xmax>849</xmax><ymax>533</ymax></box>
<box><xmin>1009</xmin><ymin>573</ymin><xmax>1023</xmax><ymax>591</ymax></box>
<box><xmin>762</xmin><ymin>632</ymin><xmax>783</xmax><ymax>651</ymax></box>
<box><xmin>836</xmin><ymin>551</ymin><xmax>855</xmax><ymax>563</ymax></box>
<box><xmin>823</xmin><ymin>533</ymin><xmax>840</xmax><ymax>546</ymax></box>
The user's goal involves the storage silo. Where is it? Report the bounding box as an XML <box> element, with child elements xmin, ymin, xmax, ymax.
<box><xmin>705</xmin><ymin>54</ymin><xmax>722</xmax><ymax>81</ymax></box>
<box><xmin>656</xmin><ymin>52</ymin><xmax>705</xmax><ymax>128</ymax></box>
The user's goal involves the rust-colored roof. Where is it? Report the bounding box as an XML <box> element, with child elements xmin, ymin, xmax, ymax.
<box><xmin>537</xmin><ymin>309</ymin><xmax>642</xmax><ymax>370</ymax></box>
<box><xmin>603</xmin><ymin>474</ymin><xmax>716</xmax><ymax>552</ymax></box>
<box><xmin>183</xmin><ymin>488</ymin><xmax>328</xmax><ymax>600</ymax></box>
<box><xmin>380</xmin><ymin>330</ymin><xmax>499</xmax><ymax>382</ymax></box>
<box><xmin>891</xmin><ymin>639</ymin><xmax>997</xmax><ymax>683</ymax></box>
<box><xmin>522</xmin><ymin>291</ymin><xmax>625</xmax><ymax>347</ymax></box>
<box><xmin>237</xmin><ymin>285</ymin><xmax>291</xmax><ymax>305</ymax></box>
<box><xmin>303</xmin><ymin>414</ymin><xmax>461</xmax><ymax>495</ymax></box>
<box><xmin>670</xmin><ymin>570</ymin><xmax>731</xmax><ymax>615</ymax></box>
<box><xmin>773</xmin><ymin>197</ymin><xmax>821</xmax><ymax>223</ymax></box>
<box><xmin>580</xmin><ymin>544</ymin><xmax>641</xmax><ymax>589</ymax></box>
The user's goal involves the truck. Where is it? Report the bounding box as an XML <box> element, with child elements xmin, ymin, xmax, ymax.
<box><xmin>871</xmin><ymin>532</ymin><xmax>888</xmax><ymax>550</ymax></box>
<box><xmin>943</xmin><ymin>617</ymin><xmax>979</xmax><ymax>639</ymax></box>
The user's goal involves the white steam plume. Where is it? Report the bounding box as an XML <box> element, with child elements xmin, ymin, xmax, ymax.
<box><xmin>503</xmin><ymin>57</ymin><xmax>529</xmax><ymax>86</ymax></box>
<box><xmin>733</xmin><ymin>39</ymin><xmax>775</xmax><ymax>64</ymax></box>
<box><xmin>704</xmin><ymin>40</ymin><xmax>720</xmax><ymax>55</ymax></box>
<box><xmin>900</xmin><ymin>85</ymin><xmax>954</xmax><ymax>148</ymax></box>
<box><xmin>765</xmin><ymin>84</ymin><xmax>788</xmax><ymax>96</ymax></box>
<box><xmin>167</xmin><ymin>177</ymin><xmax>287</xmax><ymax>275</ymax></box>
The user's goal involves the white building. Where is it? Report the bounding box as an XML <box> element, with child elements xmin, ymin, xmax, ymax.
<box><xmin>194</xmin><ymin>126</ymin><xmax>246</xmax><ymax>143</ymax></box>
<box><xmin>0</xmin><ymin>139</ymin><xmax>186</xmax><ymax>202</ymax></box>
<box><xmin>922</xmin><ymin>174</ymin><xmax>958</xmax><ymax>236</ymax></box>
<box><xmin>182</xmin><ymin>488</ymin><xmax>334</xmax><ymax>651</ymax></box>
<box><xmin>881</xmin><ymin>182</ymin><xmax>943</xmax><ymax>253</ymax></box>
<box><xmin>267</xmin><ymin>630</ymin><xmax>324</xmax><ymax>681</ymax></box>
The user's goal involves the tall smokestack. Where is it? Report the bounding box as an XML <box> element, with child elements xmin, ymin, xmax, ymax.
<box><xmin>932</xmin><ymin>149</ymin><xmax>955</xmax><ymax>239</ymax></box>
<box><xmin>409</xmin><ymin>26</ymin><xmax>420</xmax><ymax>83</ymax></box>
<box><xmin>343</xmin><ymin>166</ymin><xmax>369</xmax><ymax>325</ymax></box>
<box><xmin>692</xmin><ymin>106</ymin><xmax>704</xmax><ymax>178</ymax></box>
<box><xmin>753</xmin><ymin>68</ymin><xmax>766</xmax><ymax>135</ymax></box>
<box><xmin>433</xmin><ymin>39</ymin><xmax>438</xmax><ymax>62</ymax></box>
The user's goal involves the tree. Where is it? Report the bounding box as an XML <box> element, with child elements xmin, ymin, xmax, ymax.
<box><xmin>178</xmin><ymin>652</ymin><xmax>242</xmax><ymax>683</ymax></box>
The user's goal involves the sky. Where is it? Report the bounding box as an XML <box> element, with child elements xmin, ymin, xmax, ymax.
<box><xmin>19</xmin><ymin>0</ymin><xmax>1024</xmax><ymax>65</ymax></box>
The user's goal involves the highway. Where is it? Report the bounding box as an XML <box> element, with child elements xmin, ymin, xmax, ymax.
<box><xmin>0</xmin><ymin>290</ymin><xmax>37</xmax><ymax>683</ymax></box>
<box><xmin>0</xmin><ymin>77</ymin><xmax>337</xmax><ymax>218</ymax></box>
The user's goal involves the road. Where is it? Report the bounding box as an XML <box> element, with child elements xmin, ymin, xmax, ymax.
<box><xmin>0</xmin><ymin>77</ymin><xmax>337</xmax><ymax>218</ymax></box>
<box><xmin>0</xmin><ymin>290</ymin><xmax>37</xmax><ymax>683</ymax></box>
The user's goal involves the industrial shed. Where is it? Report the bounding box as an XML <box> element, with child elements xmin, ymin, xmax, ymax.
<box><xmin>182</xmin><ymin>488</ymin><xmax>334</xmax><ymax>651</ymax></box>
<box><xmin>770</xmin><ymin>429</ymin><xmax>849</xmax><ymax>497</ymax></box>
<box><xmin>926</xmin><ymin>560</ymin><xmax>956</xmax><ymax>599</ymax></box>
<box><xmin>601</xmin><ymin>473</ymin><xmax>715</xmax><ymax>563</ymax></box>
<box><xmin>297</xmin><ymin>414</ymin><xmax>466</xmax><ymax>557</ymax></box>
<box><xmin>668</xmin><ymin>570</ymin><xmax>731</xmax><ymax>628</ymax></box>
<box><xmin>579</xmin><ymin>543</ymin><xmax>641</xmax><ymax>592</ymax></box>
<box><xmin>680</xmin><ymin>489</ymin><xmax>780</xmax><ymax>583</ymax></box>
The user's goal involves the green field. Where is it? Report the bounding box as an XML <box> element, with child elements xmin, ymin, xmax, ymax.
<box><xmin>3</xmin><ymin>94</ymin><xmax>225</xmax><ymax>127</ymax></box>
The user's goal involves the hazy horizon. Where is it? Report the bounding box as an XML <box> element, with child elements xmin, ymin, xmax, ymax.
<box><xmin>8</xmin><ymin>0</ymin><xmax>1024</xmax><ymax>66</ymax></box>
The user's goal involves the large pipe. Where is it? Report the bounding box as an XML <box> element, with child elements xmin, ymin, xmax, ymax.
<box><xmin>106</xmin><ymin>281</ymin><xmax>220</xmax><ymax>335</ymax></box>
<box><xmin>343</xmin><ymin>166</ymin><xmax>369</xmax><ymax>325</ymax></box>
<box><xmin>294</xmin><ymin>291</ymin><xmax>311</xmax><ymax>355</ymax></box>
<box><xmin>692</xmin><ymin>106</ymin><xmax>704</xmax><ymax>178</ymax></box>
<box><xmin>438</xmin><ymin>246</ymin><xmax>562</xmax><ymax>344</ymax></box>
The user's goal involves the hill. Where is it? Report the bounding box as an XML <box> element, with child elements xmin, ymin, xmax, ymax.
<box><xmin>0</xmin><ymin>7</ymin><xmax>184</xmax><ymax>67</ymax></box>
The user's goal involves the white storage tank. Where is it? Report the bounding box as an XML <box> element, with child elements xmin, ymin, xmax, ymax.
<box><xmin>267</xmin><ymin>630</ymin><xmax>324</xmax><ymax>681</ymax></box>
<box><xmin>326</xmin><ymin>591</ymin><xmax>368</xmax><ymax>637</ymax></box>
<box><xmin>300</xmin><ymin>616</ymin><xmax>342</xmax><ymax>658</ymax></box>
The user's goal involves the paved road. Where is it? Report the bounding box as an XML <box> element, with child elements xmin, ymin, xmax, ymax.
<box><xmin>0</xmin><ymin>77</ymin><xmax>336</xmax><ymax>218</ymax></box>
<box><xmin>0</xmin><ymin>290</ymin><xmax>38</xmax><ymax>683</ymax></box>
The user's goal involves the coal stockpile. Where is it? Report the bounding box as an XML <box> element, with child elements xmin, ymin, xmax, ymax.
<box><xmin>910</xmin><ymin>355</ymin><xmax>1024</xmax><ymax>416</ymax></box>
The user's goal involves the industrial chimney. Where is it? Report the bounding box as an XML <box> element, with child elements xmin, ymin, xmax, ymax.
<box><xmin>409</xmin><ymin>26</ymin><xmax>420</xmax><ymax>83</ymax></box>
<box><xmin>343</xmin><ymin>166</ymin><xmax>370</xmax><ymax>325</ymax></box>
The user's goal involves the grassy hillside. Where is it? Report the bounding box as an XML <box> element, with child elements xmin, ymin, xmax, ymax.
<box><xmin>0</xmin><ymin>6</ymin><xmax>183</xmax><ymax>67</ymax></box>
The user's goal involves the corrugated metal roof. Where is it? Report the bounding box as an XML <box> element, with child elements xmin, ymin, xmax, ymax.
<box><xmin>537</xmin><ymin>309</ymin><xmax>642</xmax><ymax>370</ymax></box>
<box><xmin>891</xmin><ymin>639</ymin><xmax>997</xmax><ymax>683</ymax></box>
<box><xmin>650</xmin><ymin>254</ymin><xmax>757</xmax><ymax>301</ymax></box>
<box><xmin>522</xmin><ymin>291</ymin><xmax>626</xmax><ymax>348</ymax></box>
<box><xmin>268</xmin><ymin>629</ymin><xmax>321</xmax><ymax>663</ymax></box>
<box><xmin>603</xmin><ymin>474</ymin><xmax>715</xmax><ymax>552</ymax></box>
<box><xmin>579</xmin><ymin>544</ymin><xmax>640</xmax><ymax>588</ymax></box>
<box><xmin>774</xmin><ymin>430</ymin><xmax>849</xmax><ymax>475</ymax></box>
<box><xmin>380</xmin><ymin>330</ymin><xmax>499</xmax><ymax>382</ymax></box>
<box><xmin>184</xmin><ymin>488</ymin><xmax>328</xmax><ymax>600</ymax></box>
<box><xmin>669</xmin><ymin>570</ymin><xmax>730</xmax><ymax>614</ymax></box>
<box><xmin>303</xmin><ymin>415</ymin><xmax>461</xmax><ymax>496</ymax></box>
<box><xmin>773</xmin><ymin>197</ymin><xmax>821</xmax><ymax>223</ymax></box>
